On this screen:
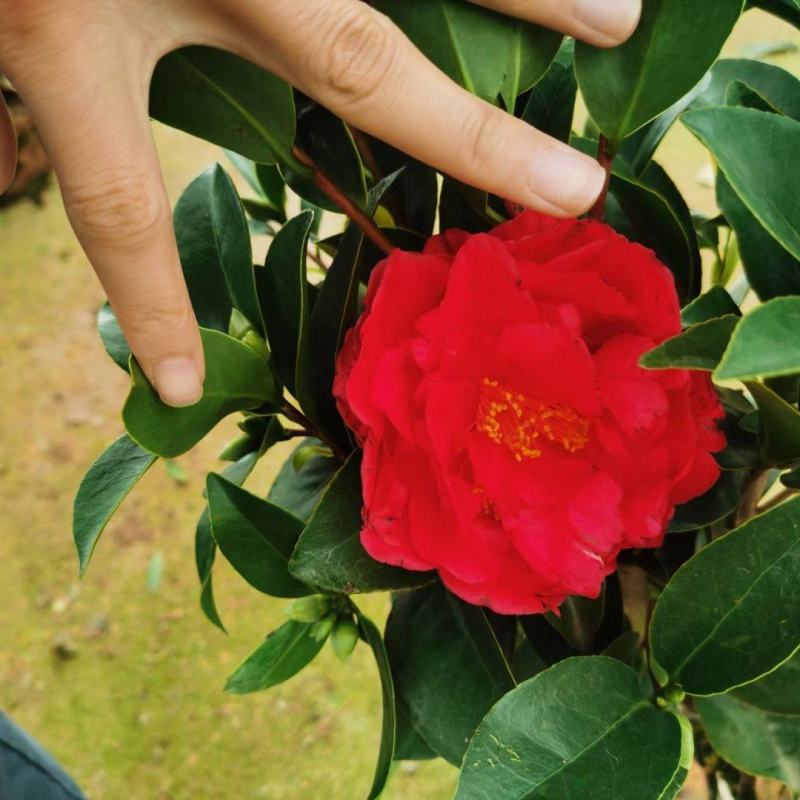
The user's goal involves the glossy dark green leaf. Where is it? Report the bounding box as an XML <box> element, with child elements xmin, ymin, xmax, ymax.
<box><xmin>698</xmin><ymin>692</ymin><xmax>800</xmax><ymax>788</ymax></box>
<box><xmin>372</xmin><ymin>0</ymin><xmax>561</xmax><ymax>105</ymax></box>
<box><xmin>73</xmin><ymin>435</ymin><xmax>156</xmax><ymax>575</ymax></box>
<box><xmin>748</xmin><ymin>382</ymin><xmax>800</xmax><ymax>465</ymax></box>
<box><xmin>281</xmin><ymin>98</ymin><xmax>366</xmax><ymax>212</ymax></box>
<box><xmin>455</xmin><ymin>657</ymin><xmax>689</xmax><ymax>800</ymax></box>
<box><xmin>749</xmin><ymin>0</ymin><xmax>800</xmax><ymax>25</ymax></box>
<box><xmin>716</xmin><ymin>298</ymin><xmax>800</xmax><ymax>381</ymax></box>
<box><xmin>297</xmin><ymin>171</ymin><xmax>401</xmax><ymax>437</ymax></box>
<box><xmin>651</xmin><ymin>497</ymin><xmax>800</xmax><ymax>695</ymax></box>
<box><xmin>196</xmin><ymin>450</ymin><xmax>263</xmax><ymax>632</ymax></box>
<box><xmin>641</xmin><ymin>315</ymin><xmax>739</xmax><ymax>371</ymax></box>
<box><xmin>356</xmin><ymin>610</ymin><xmax>396</xmax><ymax>800</ymax></box>
<box><xmin>438</xmin><ymin>179</ymin><xmax>497</xmax><ymax>233</ymax></box>
<box><xmin>364</xmin><ymin>138</ymin><xmax>438</xmax><ymax>236</ymax></box>
<box><xmin>224</xmin><ymin>620</ymin><xmax>325</xmax><ymax>694</ymax></box>
<box><xmin>174</xmin><ymin>164</ymin><xmax>261</xmax><ymax>334</ymax></box>
<box><xmin>97</xmin><ymin>303</ymin><xmax>130</xmax><ymax>372</ymax></box>
<box><xmin>268</xmin><ymin>440</ymin><xmax>339</xmax><ymax>522</ymax></box>
<box><xmin>668</xmin><ymin>471</ymin><xmax>740</xmax><ymax>534</ymax></box>
<box><xmin>150</xmin><ymin>46</ymin><xmax>295</xmax><ymax>164</ymax></box>
<box><xmin>694</xmin><ymin>58</ymin><xmax>800</xmax><ymax>120</ymax></box>
<box><xmin>123</xmin><ymin>329</ymin><xmax>280</xmax><ymax>458</ymax></box>
<box><xmin>386</xmin><ymin>583</ymin><xmax>515</xmax><ymax>766</ymax></box>
<box><xmin>575</xmin><ymin>0</ymin><xmax>743</xmax><ymax>144</ymax></box>
<box><xmin>289</xmin><ymin>455</ymin><xmax>433</xmax><ymax>593</ymax></box>
<box><xmin>619</xmin><ymin>77</ymin><xmax>712</xmax><ymax>175</ymax></box>
<box><xmin>520</xmin><ymin>39</ymin><xmax>577</xmax><ymax>143</ymax></box>
<box><xmin>395</xmin><ymin>703</ymin><xmax>436</xmax><ymax>762</ymax></box>
<box><xmin>717</xmin><ymin>174</ymin><xmax>800</xmax><ymax>301</ymax></box>
<box><xmin>546</xmin><ymin>590</ymin><xmax>607</xmax><ymax>654</ymax></box>
<box><xmin>684</xmin><ymin>107</ymin><xmax>800</xmax><ymax>261</ymax></box>
<box><xmin>207</xmin><ymin>475</ymin><xmax>308</xmax><ymax>598</ymax></box>
<box><xmin>258</xmin><ymin>211</ymin><xmax>314</xmax><ymax>394</ymax></box>
<box><xmin>681</xmin><ymin>287</ymin><xmax>741</xmax><ymax>326</ymax></box>
<box><xmin>732</xmin><ymin>649</ymin><xmax>800</xmax><ymax>714</ymax></box>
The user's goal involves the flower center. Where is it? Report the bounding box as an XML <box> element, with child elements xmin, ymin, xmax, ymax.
<box><xmin>476</xmin><ymin>378</ymin><xmax>589</xmax><ymax>461</ymax></box>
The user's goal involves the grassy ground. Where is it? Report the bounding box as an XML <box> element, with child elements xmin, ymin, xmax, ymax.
<box><xmin>0</xmin><ymin>11</ymin><xmax>797</xmax><ymax>799</ymax></box>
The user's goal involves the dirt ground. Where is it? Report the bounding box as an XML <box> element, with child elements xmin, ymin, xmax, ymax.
<box><xmin>0</xmin><ymin>12</ymin><xmax>797</xmax><ymax>799</ymax></box>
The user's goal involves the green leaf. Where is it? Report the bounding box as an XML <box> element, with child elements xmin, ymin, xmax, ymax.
<box><xmin>641</xmin><ymin>315</ymin><xmax>739</xmax><ymax>371</ymax></box>
<box><xmin>748</xmin><ymin>0</ymin><xmax>800</xmax><ymax>26</ymax></box>
<box><xmin>258</xmin><ymin>211</ymin><xmax>314</xmax><ymax>395</ymax></box>
<box><xmin>575</xmin><ymin>0</ymin><xmax>743</xmax><ymax>144</ymax></box>
<box><xmin>748</xmin><ymin>382</ymin><xmax>800</xmax><ymax>465</ymax></box>
<box><xmin>395</xmin><ymin>702</ymin><xmax>436</xmax><ymax>762</ymax></box>
<box><xmin>716</xmin><ymin>298</ymin><xmax>800</xmax><ymax>382</ymax></box>
<box><xmin>455</xmin><ymin>657</ymin><xmax>688</xmax><ymax>800</ymax></box>
<box><xmin>372</xmin><ymin>0</ymin><xmax>561</xmax><ymax>105</ymax></box>
<box><xmin>123</xmin><ymin>329</ymin><xmax>280</xmax><ymax>458</ymax></box>
<box><xmin>681</xmin><ymin>287</ymin><xmax>741</xmax><ymax>326</ymax></box>
<box><xmin>520</xmin><ymin>39</ymin><xmax>577</xmax><ymax>143</ymax></box>
<box><xmin>651</xmin><ymin>497</ymin><xmax>800</xmax><ymax>695</ymax></box>
<box><xmin>356</xmin><ymin>610</ymin><xmax>396</xmax><ymax>800</ymax></box>
<box><xmin>174</xmin><ymin>164</ymin><xmax>261</xmax><ymax>334</ymax></box>
<box><xmin>73</xmin><ymin>435</ymin><xmax>156</xmax><ymax>575</ymax></box>
<box><xmin>697</xmin><ymin>691</ymin><xmax>800</xmax><ymax>789</ymax></box>
<box><xmin>683</xmin><ymin>107</ymin><xmax>800</xmax><ymax>261</ymax></box>
<box><xmin>281</xmin><ymin>99</ymin><xmax>366</xmax><ymax>213</ymax></box>
<box><xmin>732</xmin><ymin>649</ymin><xmax>800</xmax><ymax>714</ymax></box>
<box><xmin>385</xmin><ymin>584</ymin><xmax>515</xmax><ymax>766</ymax></box>
<box><xmin>546</xmin><ymin>591</ymin><xmax>607</xmax><ymax>654</ymax></box>
<box><xmin>268</xmin><ymin>441</ymin><xmax>339</xmax><ymax>522</ymax></box>
<box><xmin>717</xmin><ymin>173</ymin><xmax>800</xmax><ymax>301</ymax></box>
<box><xmin>297</xmin><ymin>171</ymin><xmax>401</xmax><ymax>436</ymax></box>
<box><xmin>207</xmin><ymin>475</ymin><xmax>308</xmax><ymax>598</ymax></box>
<box><xmin>224</xmin><ymin>620</ymin><xmax>325</xmax><ymax>694</ymax></box>
<box><xmin>97</xmin><ymin>303</ymin><xmax>130</xmax><ymax>372</ymax></box>
<box><xmin>288</xmin><ymin>455</ymin><xmax>433</xmax><ymax>593</ymax></box>
<box><xmin>693</xmin><ymin>58</ymin><xmax>800</xmax><ymax>120</ymax></box>
<box><xmin>150</xmin><ymin>46</ymin><xmax>295</xmax><ymax>164</ymax></box>
<box><xmin>783</xmin><ymin>466</ymin><xmax>800</xmax><ymax>489</ymax></box>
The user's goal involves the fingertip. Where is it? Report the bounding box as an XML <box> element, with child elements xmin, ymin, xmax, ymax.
<box><xmin>528</xmin><ymin>144</ymin><xmax>606</xmax><ymax>217</ymax></box>
<box><xmin>152</xmin><ymin>356</ymin><xmax>204</xmax><ymax>408</ymax></box>
<box><xmin>574</xmin><ymin>0</ymin><xmax>642</xmax><ymax>47</ymax></box>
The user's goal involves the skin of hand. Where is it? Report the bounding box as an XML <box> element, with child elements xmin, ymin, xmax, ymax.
<box><xmin>0</xmin><ymin>0</ymin><xmax>641</xmax><ymax>407</ymax></box>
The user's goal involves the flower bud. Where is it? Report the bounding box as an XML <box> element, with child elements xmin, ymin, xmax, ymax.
<box><xmin>331</xmin><ymin>617</ymin><xmax>360</xmax><ymax>662</ymax></box>
<box><xmin>310</xmin><ymin>612</ymin><xmax>337</xmax><ymax>643</ymax></box>
<box><xmin>292</xmin><ymin>444</ymin><xmax>333</xmax><ymax>472</ymax></box>
<box><xmin>285</xmin><ymin>595</ymin><xmax>330</xmax><ymax>624</ymax></box>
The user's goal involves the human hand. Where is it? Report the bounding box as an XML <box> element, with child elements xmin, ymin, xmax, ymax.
<box><xmin>0</xmin><ymin>0</ymin><xmax>641</xmax><ymax>406</ymax></box>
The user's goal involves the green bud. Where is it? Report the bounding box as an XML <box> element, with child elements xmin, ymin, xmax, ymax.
<box><xmin>241</xmin><ymin>329</ymin><xmax>270</xmax><ymax>362</ymax></box>
<box><xmin>285</xmin><ymin>595</ymin><xmax>331</xmax><ymax>624</ymax></box>
<box><xmin>228</xmin><ymin>308</ymin><xmax>255</xmax><ymax>340</ymax></box>
<box><xmin>218</xmin><ymin>433</ymin><xmax>257</xmax><ymax>462</ymax></box>
<box><xmin>331</xmin><ymin>617</ymin><xmax>360</xmax><ymax>662</ymax></box>
<box><xmin>292</xmin><ymin>444</ymin><xmax>333</xmax><ymax>472</ymax></box>
<box><xmin>310</xmin><ymin>613</ymin><xmax>337</xmax><ymax>643</ymax></box>
<box><xmin>663</xmin><ymin>684</ymin><xmax>686</xmax><ymax>705</ymax></box>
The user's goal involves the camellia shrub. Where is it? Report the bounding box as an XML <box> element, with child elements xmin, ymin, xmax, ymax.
<box><xmin>73</xmin><ymin>1</ymin><xmax>800</xmax><ymax>797</ymax></box>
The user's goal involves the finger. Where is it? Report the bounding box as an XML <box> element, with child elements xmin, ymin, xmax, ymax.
<box><xmin>0</xmin><ymin>92</ymin><xmax>17</xmax><ymax>193</ymax></box>
<box><xmin>468</xmin><ymin>0</ymin><xmax>642</xmax><ymax>48</ymax></box>
<box><xmin>200</xmin><ymin>0</ymin><xmax>606</xmax><ymax>218</ymax></box>
<box><xmin>15</xmin><ymin>50</ymin><xmax>204</xmax><ymax>406</ymax></box>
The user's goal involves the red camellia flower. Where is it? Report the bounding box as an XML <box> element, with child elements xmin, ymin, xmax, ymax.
<box><xmin>334</xmin><ymin>212</ymin><xmax>725</xmax><ymax>614</ymax></box>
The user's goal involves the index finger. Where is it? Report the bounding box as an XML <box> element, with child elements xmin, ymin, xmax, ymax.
<box><xmin>207</xmin><ymin>0</ymin><xmax>606</xmax><ymax>217</ymax></box>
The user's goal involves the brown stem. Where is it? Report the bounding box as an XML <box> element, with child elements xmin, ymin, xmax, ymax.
<box><xmin>735</xmin><ymin>467</ymin><xmax>771</xmax><ymax>527</ymax></box>
<box><xmin>757</xmin><ymin>486</ymin><xmax>796</xmax><ymax>515</ymax></box>
<box><xmin>292</xmin><ymin>145</ymin><xmax>395</xmax><ymax>257</ymax></box>
<box><xmin>280</xmin><ymin>401</ymin><xmax>349</xmax><ymax>461</ymax></box>
<box><xmin>588</xmin><ymin>135</ymin><xmax>614</xmax><ymax>222</ymax></box>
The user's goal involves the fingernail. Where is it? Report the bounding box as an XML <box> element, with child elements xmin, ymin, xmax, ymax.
<box><xmin>152</xmin><ymin>357</ymin><xmax>203</xmax><ymax>407</ymax></box>
<box><xmin>529</xmin><ymin>146</ymin><xmax>606</xmax><ymax>216</ymax></box>
<box><xmin>575</xmin><ymin>0</ymin><xmax>642</xmax><ymax>44</ymax></box>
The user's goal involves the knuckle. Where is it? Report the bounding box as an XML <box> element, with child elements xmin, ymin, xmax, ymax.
<box><xmin>314</xmin><ymin>8</ymin><xmax>398</xmax><ymax>106</ymax></box>
<box><xmin>464</xmin><ymin>109</ymin><xmax>507</xmax><ymax>173</ymax></box>
<box><xmin>118</xmin><ymin>294</ymin><xmax>195</xmax><ymax>341</ymax></box>
<box><xmin>67</xmin><ymin>170</ymin><xmax>167</xmax><ymax>247</ymax></box>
